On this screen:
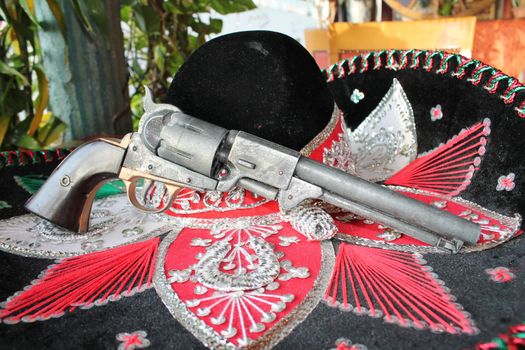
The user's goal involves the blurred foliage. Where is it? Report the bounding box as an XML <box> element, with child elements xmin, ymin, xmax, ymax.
<box><xmin>438</xmin><ymin>0</ymin><xmax>459</xmax><ymax>16</ymax></box>
<box><xmin>120</xmin><ymin>0</ymin><xmax>256</xmax><ymax>129</ymax></box>
<box><xmin>0</xmin><ymin>0</ymin><xmax>256</xmax><ymax>150</ymax></box>
<box><xmin>0</xmin><ymin>0</ymin><xmax>67</xmax><ymax>150</ymax></box>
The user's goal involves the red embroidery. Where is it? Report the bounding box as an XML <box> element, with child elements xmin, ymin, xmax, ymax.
<box><xmin>0</xmin><ymin>238</ymin><xmax>159</xmax><ymax>323</ymax></box>
<box><xmin>497</xmin><ymin>173</ymin><xmax>516</xmax><ymax>192</ymax></box>
<box><xmin>385</xmin><ymin>120</ymin><xmax>490</xmax><ymax>196</ymax></box>
<box><xmin>476</xmin><ymin>323</ymin><xmax>525</xmax><ymax>350</ymax></box>
<box><xmin>0</xmin><ymin>148</ymin><xmax>72</xmax><ymax>168</ymax></box>
<box><xmin>334</xmin><ymin>337</ymin><xmax>368</xmax><ymax>350</ymax></box>
<box><xmin>162</xmin><ymin>222</ymin><xmax>323</xmax><ymax>347</ymax></box>
<box><xmin>325</xmin><ymin>243</ymin><xmax>477</xmax><ymax>334</ymax></box>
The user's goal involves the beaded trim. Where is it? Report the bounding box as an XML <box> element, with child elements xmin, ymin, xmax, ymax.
<box><xmin>0</xmin><ymin>148</ymin><xmax>73</xmax><ymax>168</ymax></box>
<box><xmin>300</xmin><ymin>104</ymin><xmax>340</xmax><ymax>157</ymax></box>
<box><xmin>324</xmin><ymin>50</ymin><xmax>525</xmax><ymax>118</ymax></box>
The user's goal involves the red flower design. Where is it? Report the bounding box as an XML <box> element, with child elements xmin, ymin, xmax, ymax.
<box><xmin>485</xmin><ymin>267</ymin><xmax>516</xmax><ymax>283</ymax></box>
<box><xmin>116</xmin><ymin>330</ymin><xmax>150</xmax><ymax>350</ymax></box>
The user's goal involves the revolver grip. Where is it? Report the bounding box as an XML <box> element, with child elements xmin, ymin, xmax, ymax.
<box><xmin>25</xmin><ymin>140</ymin><xmax>126</xmax><ymax>233</ymax></box>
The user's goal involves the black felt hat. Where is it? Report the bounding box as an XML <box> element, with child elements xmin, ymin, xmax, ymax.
<box><xmin>165</xmin><ymin>30</ymin><xmax>334</xmax><ymax>151</ymax></box>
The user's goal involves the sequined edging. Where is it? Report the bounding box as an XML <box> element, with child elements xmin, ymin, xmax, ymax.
<box><xmin>300</xmin><ymin>104</ymin><xmax>340</xmax><ymax>157</ymax></box>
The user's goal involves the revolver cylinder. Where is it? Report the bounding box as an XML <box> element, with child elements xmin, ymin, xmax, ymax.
<box><xmin>141</xmin><ymin>110</ymin><xmax>229</xmax><ymax>177</ymax></box>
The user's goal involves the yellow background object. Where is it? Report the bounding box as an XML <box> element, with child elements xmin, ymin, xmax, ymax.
<box><xmin>305</xmin><ymin>17</ymin><xmax>476</xmax><ymax>67</ymax></box>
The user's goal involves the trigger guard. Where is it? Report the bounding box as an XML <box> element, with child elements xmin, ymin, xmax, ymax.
<box><xmin>126</xmin><ymin>179</ymin><xmax>174</xmax><ymax>213</ymax></box>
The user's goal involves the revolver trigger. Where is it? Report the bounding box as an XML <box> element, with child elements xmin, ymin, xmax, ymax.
<box><xmin>164</xmin><ymin>184</ymin><xmax>180</xmax><ymax>209</ymax></box>
<box><xmin>124</xmin><ymin>178</ymin><xmax>180</xmax><ymax>213</ymax></box>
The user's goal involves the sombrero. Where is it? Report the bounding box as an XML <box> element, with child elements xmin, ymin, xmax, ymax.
<box><xmin>0</xmin><ymin>31</ymin><xmax>523</xmax><ymax>350</ymax></box>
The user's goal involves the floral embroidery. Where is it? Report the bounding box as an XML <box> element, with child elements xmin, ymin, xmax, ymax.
<box><xmin>278</xmin><ymin>236</ymin><xmax>300</xmax><ymax>246</ymax></box>
<box><xmin>485</xmin><ymin>267</ymin><xmax>516</xmax><ymax>283</ymax></box>
<box><xmin>323</xmin><ymin>133</ymin><xmax>355</xmax><ymax>175</ymax></box>
<box><xmin>430</xmin><ymin>104</ymin><xmax>443</xmax><ymax>121</ymax></box>
<box><xmin>332</xmin><ymin>337</ymin><xmax>368</xmax><ymax>350</ymax></box>
<box><xmin>376</xmin><ymin>228</ymin><xmax>402</xmax><ymax>241</ymax></box>
<box><xmin>350</xmin><ymin>89</ymin><xmax>365</xmax><ymax>104</ymax></box>
<box><xmin>187</xmin><ymin>290</ymin><xmax>295</xmax><ymax>343</ymax></box>
<box><xmin>116</xmin><ymin>330</ymin><xmax>150</xmax><ymax>350</ymax></box>
<box><xmin>496</xmin><ymin>173</ymin><xmax>516</xmax><ymax>191</ymax></box>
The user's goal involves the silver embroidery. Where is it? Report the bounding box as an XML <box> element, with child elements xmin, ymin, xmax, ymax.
<box><xmin>195</xmin><ymin>236</ymin><xmax>281</xmax><ymax>291</ymax></box>
<box><xmin>278</xmin><ymin>260</ymin><xmax>310</xmax><ymax>281</ymax></box>
<box><xmin>0</xmin><ymin>194</ymin><xmax>171</xmax><ymax>258</ymax></box>
<box><xmin>187</xmin><ymin>289</ymin><xmax>295</xmax><ymax>345</ymax></box>
<box><xmin>432</xmin><ymin>200</ymin><xmax>448</xmax><ymax>209</ymax></box>
<box><xmin>350</xmin><ymin>89</ymin><xmax>365</xmax><ymax>104</ymax></box>
<box><xmin>210</xmin><ymin>220</ymin><xmax>281</xmax><ymax>239</ymax></box>
<box><xmin>346</xmin><ymin>78</ymin><xmax>417</xmax><ymax>182</ymax></box>
<box><xmin>377</xmin><ymin>229</ymin><xmax>402</xmax><ymax>242</ymax></box>
<box><xmin>284</xmin><ymin>204</ymin><xmax>338</xmax><ymax>241</ymax></box>
<box><xmin>168</xmin><ymin>268</ymin><xmax>192</xmax><ymax>283</ymax></box>
<box><xmin>323</xmin><ymin>131</ymin><xmax>355</xmax><ymax>174</ymax></box>
<box><xmin>190</xmin><ymin>238</ymin><xmax>212</xmax><ymax>247</ymax></box>
<box><xmin>169</xmin><ymin>187</ymin><xmax>268</xmax><ymax>215</ymax></box>
<box><xmin>154</xmin><ymin>221</ymin><xmax>335</xmax><ymax>350</ymax></box>
<box><xmin>278</xmin><ymin>236</ymin><xmax>300</xmax><ymax>247</ymax></box>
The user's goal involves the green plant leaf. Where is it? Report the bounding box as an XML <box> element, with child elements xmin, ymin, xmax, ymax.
<box><xmin>210</xmin><ymin>0</ymin><xmax>256</xmax><ymax>14</ymax></box>
<box><xmin>209</xmin><ymin>18</ymin><xmax>223</xmax><ymax>33</ymax></box>
<box><xmin>154</xmin><ymin>44</ymin><xmax>165</xmax><ymax>71</ymax></box>
<box><xmin>82</xmin><ymin>0</ymin><xmax>110</xmax><ymax>40</ymax></box>
<box><xmin>71</xmin><ymin>0</ymin><xmax>94</xmax><ymax>38</ymax></box>
<box><xmin>163</xmin><ymin>1</ymin><xmax>184</xmax><ymax>14</ymax></box>
<box><xmin>41</xmin><ymin>116</ymin><xmax>66</xmax><ymax>147</ymax></box>
<box><xmin>16</xmin><ymin>134</ymin><xmax>40</xmax><ymax>149</ymax></box>
<box><xmin>45</xmin><ymin>0</ymin><xmax>67</xmax><ymax>41</ymax></box>
<box><xmin>0</xmin><ymin>115</ymin><xmax>11</xmax><ymax>148</ymax></box>
<box><xmin>0</xmin><ymin>61</ymin><xmax>29</xmax><ymax>86</ymax></box>
<box><xmin>133</xmin><ymin>5</ymin><xmax>159</xmax><ymax>35</ymax></box>
<box><xmin>19</xmin><ymin>0</ymin><xmax>40</xmax><ymax>27</ymax></box>
<box><xmin>28</xmin><ymin>65</ymin><xmax>49</xmax><ymax>136</ymax></box>
<box><xmin>120</xmin><ymin>5</ymin><xmax>133</xmax><ymax>22</ymax></box>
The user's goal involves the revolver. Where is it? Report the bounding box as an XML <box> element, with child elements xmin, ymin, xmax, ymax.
<box><xmin>25</xmin><ymin>89</ymin><xmax>481</xmax><ymax>253</ymax></box>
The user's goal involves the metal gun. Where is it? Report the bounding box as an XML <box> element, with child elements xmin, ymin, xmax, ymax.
<box><xmin>25</xmin><ymin>89</ymin><xmax>481</xmax><ymax>253</ymax></box>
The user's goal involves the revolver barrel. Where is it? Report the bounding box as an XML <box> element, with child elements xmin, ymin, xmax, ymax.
<box><xmin>295</xmin><ymin>157</ymin><xmax>481</xmax><ymax>247</ymax></box>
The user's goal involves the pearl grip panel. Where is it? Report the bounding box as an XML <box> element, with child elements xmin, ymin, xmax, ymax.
<box><xmin>24</xmin><ymin>140</ymin><xmax>126</xmax><ymax>233</ymax></box>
